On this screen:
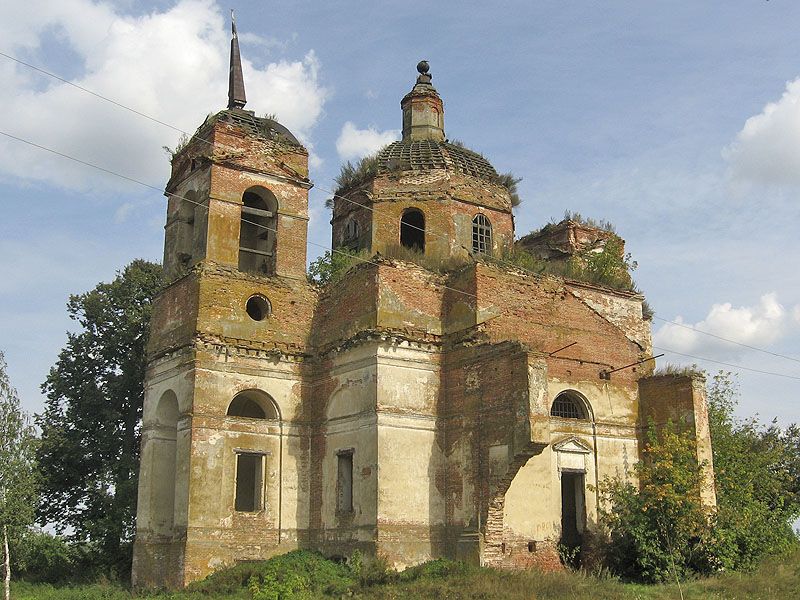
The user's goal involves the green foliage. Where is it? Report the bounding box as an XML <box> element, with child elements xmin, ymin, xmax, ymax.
<box><xmin>495</xmin><ymin>172</ymin><xmax>523</xmax><ymax>207</ymax></box>
<box><xmin>188</xmin><ymin>550</ymin><xmax>354</xmax><ymax>597</ymax></box>
<box><xmin>599</xmin><ymin>420</ymin><xmax>714</xmax><ymax>582</ymax></box>
<box><xmin>163</xmin><ymin>133</ymin><xmax>190</xmax><ymax>159</ymax></box>
<box><xmin>307</xmin><ymin>248</ymin><xmax>367</xmax><ymax>286</ymax></box>
<box><xmin>36</xmin><ymin>260</ymin><xmax>163</xmax><ymax>576</ymax></box>
<box><xmin>570</xmin><ymin>236</ymin><xmax>637</xmax><ymax>290</ymax></box>
<box><xmin>641</xmin><ymin>300</ymin><xmax>654</xmax><ymax>321</ymax></box>
<box><xmin>0</xmin><ymin>351</ymin><xmax>37</xmax><ymax>532</ymax></box>
<box><xmin>10</xmin><ymin>531</ymin><xmax>84</xmax><ymax>584</ymax></box>
<box><xmin>562</xmin><ymin>210</ymin><xmax>616</xmax><ymax>233</ymax></box>
<box><xmin>11</xmin><ymin>549</ymin><xmax>800</xmax><ymax>599</ymax></box>
<box><xmin>332</xmin><ymin>152</ymin><xmax>382</xmax><ymax>199</ymax></box>
<box><xmin>0</xmin><ymin>350</ymin><xmax>38</xmax><ymax>597</ymax></box>
<box><xmin>653</xmin><ymin>363</ymin><xmax>704</xmax><ymax>377</ymax></box>
<box><xmin>600</xmin><ymin>372</ymin><xmax>800</xmax><ymax>583</ymax></box>
<box><xmin>495</xmin><ymin>241</ymin><xmax>637</xmax><ymax>292</ymax></box>
<box><xmin>706</xmin><ymin>372</ymin><xmax>800</xmax><ymax>571</ymax></box>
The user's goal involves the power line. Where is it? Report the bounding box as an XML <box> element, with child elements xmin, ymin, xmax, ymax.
<box><xmin>6</xmin><ymin>127</ymin><xmax>800</xmax><ymax>383</ymax></box>
<box><xmin>654</xmin><ymin>346</ymin><xmax>800</xmax><ymax>381</ymax></box>
<box><xmin>0</xmin><ymin>51</ymin><xmax>193</xmax><ymax>139</ymax></box>
<box><xmin>0</xmin><ymin>128</ymin><xmax>480</xmax><ymax>302</ymax></box>
<box><xmin>652</xmin><ymin>315</ymin><xmax>800</xmax><ymax>365</ymax></box>
<box><xmin>5</xmin><ymin>51</ymin><xmax>800</xmax><ymax>379</ymax></box>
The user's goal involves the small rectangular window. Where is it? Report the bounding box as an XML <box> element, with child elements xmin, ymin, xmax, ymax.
<box><xmin>336</xmin><ymin>450</ymin><xmax>354</xmax><ymax>513</ymax></box>
<box><xmin>235</xmin><ymin>452</ymin><xmax>264</xmax><ymax>512</ymax></box>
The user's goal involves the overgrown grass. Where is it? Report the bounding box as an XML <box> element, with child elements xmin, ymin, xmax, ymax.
<box><xmin>333</xmin><ymin>152</ymin><xmax>382</xmax><ymax>197</ymax></box>
<box><xmin>379</xmin><ymin>244</ymin><xmax>470</xmax><ymax>274</ymax></box>
<box><xmin>653</xmin><ymin>363</ymin><xmax>705</xmax><ymax>377</ymax></box>
<box><xmin>11</xmin><ymin>548</ymin><xmax>800</xmax><ymax>599</ymax></box>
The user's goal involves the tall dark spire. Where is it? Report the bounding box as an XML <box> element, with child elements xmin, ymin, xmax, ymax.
<box><xmin>227</xmin><ymin>10</ymin><xmax>247</xmax><ymax>110</ymax></box>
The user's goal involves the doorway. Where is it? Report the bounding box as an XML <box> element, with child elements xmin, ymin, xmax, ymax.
<box><xmin>560</xmin><ymin>471</ymin><xmax>585</xmax><ymax>564</ymax></box>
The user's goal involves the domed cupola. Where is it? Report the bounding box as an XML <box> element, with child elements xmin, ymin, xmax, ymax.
<box><xmin>330</xmin><ymin>62</ymin><xmax>515</xmax><ymax>264</ymax></box>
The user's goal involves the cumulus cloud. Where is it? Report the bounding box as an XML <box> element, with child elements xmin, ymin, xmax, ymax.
<box><xmin>654</xmin><ymin>293</ymin><xmax>791</xmax><ymax>358</ymax></box>
<box><xmin>335</xmin><ymin>121</ymin><xmax>399</xmax><ymax>161</ymax></box>
<box><xmin>724</xmin><ymin>77</ymin><xmax>800</xmax><ymax>186</ymax></box>
<box><xmin>0</xmin><ymin>0</ymin><xmax>328</xmax><ymax>192</ymax></box>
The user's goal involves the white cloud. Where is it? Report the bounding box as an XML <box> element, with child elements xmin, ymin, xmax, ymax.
<box><xmin>654</xmin><ymin>293</ymin><xmax>790</xmax><ymax>358</ymax></box>
<box><xmin>335</xmin><ymin>121</ymin><xmax>399</xmax><ymax>161</ymax></box>
<box><xmin>724</xmin><ymin>77</ymin><xmax>800</xmax><ymax>186</ymax></box>
<box><xmin>793</xmin><ymin>305</ymin><xmax>800</xmax><ymax>325</ymax></box>
<box><xmin>0</xmin><ymin>0</ymin><xmax>328</xmax><ymax>192</ymax></box>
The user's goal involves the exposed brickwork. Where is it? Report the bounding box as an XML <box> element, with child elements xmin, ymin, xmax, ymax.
<box><xmin>133</xmin><ymin>62</ymin><xmax>714</xmax><ymax>589</ymax></box>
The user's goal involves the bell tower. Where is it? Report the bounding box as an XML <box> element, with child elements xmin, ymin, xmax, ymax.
<box><xmin>133</xmin><ymin>13</ymin><xmax>314</xmax><ymax>588</ymax></box>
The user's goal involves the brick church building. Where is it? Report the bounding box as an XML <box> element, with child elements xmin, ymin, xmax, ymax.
<box><xmin>132</xmin><ymin>20</ymin><xmax>715</xmax><ymax>588</ymax></box>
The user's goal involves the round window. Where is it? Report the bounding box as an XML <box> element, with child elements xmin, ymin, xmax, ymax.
<box><xmin>245</xmin><ymin>295</ymin><xmax>271</xmax><ymax>321</ymax></box>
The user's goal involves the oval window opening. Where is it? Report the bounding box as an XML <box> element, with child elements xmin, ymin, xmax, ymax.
<box><xmin>246</xmin><ymin>295</ymin><xmax>271</xmax><ymax>321</ymax></box>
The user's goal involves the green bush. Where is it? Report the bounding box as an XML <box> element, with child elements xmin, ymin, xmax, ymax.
<box><xmin>599</xmin><ymin>420</ymin><xmax>715</xmax><ymax>582</ymax></box>
<box><xmin>10</xmin><ymin>530</ymin><xmax>79</xmax><ymax>583</ymax></box>
<box><xmin>187</xmin><ymin>550</ymin><xmax>355</xmax><ymax>597</ymax></box>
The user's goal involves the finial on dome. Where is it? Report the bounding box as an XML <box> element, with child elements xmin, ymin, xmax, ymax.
<box><xmin>227</xmin><ymin>9</ymin><xmax>247</xmax><ymax>110</ymax></box>
<box><xmin>416</xmin><ymin>60</ymin><xmax>432</xmax><ymax>84</ymax></box>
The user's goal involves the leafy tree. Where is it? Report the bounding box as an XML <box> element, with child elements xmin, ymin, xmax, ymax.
<box><xmin>599</xmin><ymin>420</ymin><xmax>713</xmax><ymax>582</ymax></box>
<box><xmin>600</xmin><ymin>372</ymin><xmax>800</xmax><ymax>582</ymax></box>
<box><xmin>706</xmin><ymin>372</ymin><xmax>800</xmax><ymax>570</ymax></box>
<box><xmin>0</xmin><ymin>350</ymin><xmax>38</xmax><ymax>600</ymax></box>
<box><xmin>36</xmin><ymin>260</ymin><xmax>162</xmax><ymax>576</ymax></box>
<box><xmin>307</xmin><ymin>249</ymin><xmax>363</xmax><ymax>286</ymax></box>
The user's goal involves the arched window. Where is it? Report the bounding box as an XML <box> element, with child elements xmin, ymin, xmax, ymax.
<box><xmin>400</xmin><ymin>208</ymin><xmax>425</xmax><ymax>252</ymax></box>
<box><xmin>227</xmin><ymin>389</ymin><xmax>279</xmax><ymax>420</ymax></box>
<box><xmin>550</xmin><ymin>392</ymin><xmax>588</xmax><ymax>420</ymax></box>
<box><xmin>239</xmin><ymin>188</ymin><xmax>277</xmax><ymax>275</ymax></box>
<box><xmin>472</xmin><ymin>214</ymin><xmax>492</xmax><ymax>255</ymax></box>
<box><xmin>226</xmin><ymin>390</ymin><xmax>279</xmax><ymax>513</ymax></box>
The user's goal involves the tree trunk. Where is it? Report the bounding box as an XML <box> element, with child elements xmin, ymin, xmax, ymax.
<box><xmin>3</xmin><ymin>524</ymin><xmax>10</xmax><ymax>600</ymax></box>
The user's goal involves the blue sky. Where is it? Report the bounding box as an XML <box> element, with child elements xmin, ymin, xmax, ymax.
<box><xmin>1</xmin><ymin>0</ymin><xmax>800</xmax><ymax>424</ymax></box>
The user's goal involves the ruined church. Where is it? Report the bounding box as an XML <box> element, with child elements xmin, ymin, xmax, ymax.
<box><xmin>132</xmin><ymin>22</ymin><xmax>715</xmax><ymax>588</ymax></box>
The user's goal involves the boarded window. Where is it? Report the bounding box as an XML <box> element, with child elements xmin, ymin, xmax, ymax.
<box><xmin>472</xmin><ymin>214</ymin><xmax>492</xmax><ymax>255</ymax></box>
<box><xmin>336</xmin><ymin>450</ymin><xmax>354</xmax><ymax>513</ymax></box>
<box><xmin>235</xmin><ymin>453</ymin><xmax>264</xmax><ymax>512</ymax></box>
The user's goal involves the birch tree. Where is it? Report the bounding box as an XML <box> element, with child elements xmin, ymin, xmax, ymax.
<box><xmin>0</xmin><ymin>351</ymin><xmax>37</xmax><ymax>600</ymax></box>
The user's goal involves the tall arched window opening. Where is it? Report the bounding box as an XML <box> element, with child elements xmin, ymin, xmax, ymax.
<box><xmin>472</xmin><ymin>214</ymin><xmax>492</xmax><ymax>255</ymax></box>
<box><xmin>400</xmin><ymin>209</ymin><xmax>425</xmax><ymax>252</ymax></box>
<box><xmin>226</xmin><ymin>390</ymin><xmax>280</xmax><ymax>513</ymax></box>
<box><xmin>239</xmin><ymin>188</ymin><xmax>277</xmax><ymax>275</ymax></box>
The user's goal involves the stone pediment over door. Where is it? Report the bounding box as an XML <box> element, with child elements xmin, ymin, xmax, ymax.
<box><xmin>553</xmin><ymin>436</ymin><xmax>593</xmax><ymax>472</ymax></box>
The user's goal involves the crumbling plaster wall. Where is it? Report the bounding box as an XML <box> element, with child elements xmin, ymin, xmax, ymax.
<box><xmin>316</xmin><ymin>342</ymin><xmax>379</xmax><ymax>555</ymax></box>
<box><xmin>374</xmin><ymin>342</ymin><xmax>444</xmax><ymax>567</ymax></box>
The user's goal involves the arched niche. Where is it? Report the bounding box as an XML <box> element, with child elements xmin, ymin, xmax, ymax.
<box><xmin>239</xmin><ymin>186</ymin><xmax>278</xmax><ymax>275</ymax></box>
<box><xmin>227</xmin><ymin>389</ymin><xmax>280</xmax><ymax>420</ymax></box>
<box><xmin>150</xmin><ymin>390</ymin><xmax>179</xmax><ymax>535</ymax></box>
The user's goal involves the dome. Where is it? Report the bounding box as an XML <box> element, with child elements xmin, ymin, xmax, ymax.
<box><xmin>205</xmin><ymin>108</ymin><xmax>302</xmax><ymax>146</ymax></box>
<box><xmin>376</xmin><ymin>139</ymin><xmax>498</xmax><ymax>182</ymax></box>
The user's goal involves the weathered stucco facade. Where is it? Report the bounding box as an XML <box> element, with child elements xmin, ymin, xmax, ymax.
<box><xmin>132</xmin><ymin>37</ymin><xmax>714</xmax><ymax>588</ymax></box>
